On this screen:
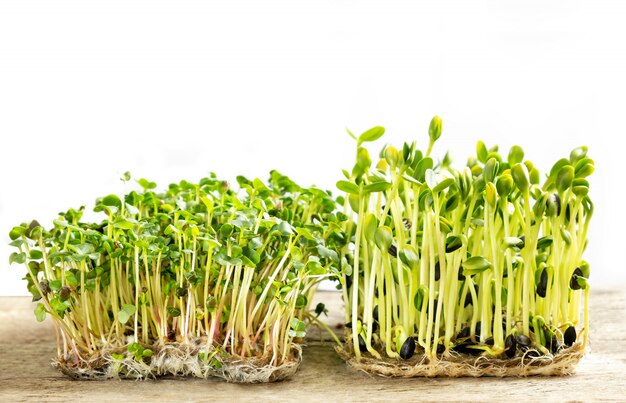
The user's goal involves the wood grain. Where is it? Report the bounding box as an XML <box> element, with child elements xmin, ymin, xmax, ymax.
<box><xmin>1</xmin><ymin>290</ymin><xmax>625</xmax><ymax>402</ymax></box>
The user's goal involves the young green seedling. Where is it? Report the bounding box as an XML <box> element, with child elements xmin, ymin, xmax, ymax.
<box><xmin>337</xmin><ymin>116</ymin><xmax>593</xmax><ymax>376</ymax></box>
<box><xmin>9</xmin><ymin>171</ymin><xmax>344</xmax><ymax>382</ymax></box>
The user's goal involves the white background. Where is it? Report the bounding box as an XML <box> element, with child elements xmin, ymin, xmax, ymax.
<box><xmin>1</xmin><ymin>0</ymin><xmax>625</xmax><ymax>295</ymax></box>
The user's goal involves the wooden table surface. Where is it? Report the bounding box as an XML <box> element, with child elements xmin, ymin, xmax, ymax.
<box><xmin>1</xmin><ymin>290</ymin><xmax>625</xmax><ymax>402</ymax></box>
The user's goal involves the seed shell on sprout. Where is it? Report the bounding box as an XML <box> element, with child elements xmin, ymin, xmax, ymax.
<box><xmin>434</xmin><ymin>261</ymin><xmax>441</xmax><ymax>281</ymax></box>
<box><xmin>373</xmin><ymin>306</ymin><xmax>379</xmax><ymax>322</ymax></box>
<box><xmin>536</xmin><ymin>268</ymin><xmax>548</xmax><ymax>298</ymax></box>
<box><xmin>548</xmin><ymin>333</ymin><xmax>560</xmax><ymax>354</ymax></box>
<box><xmin>445</xmin><ymin>236</ymin><xmax>463</xmax><ymax>253</ymax></box>
<box><xmin>388</xmin><ymin>244</ymin><xmax>398</xmax><ymax>258</ymax></box>
<box><xmin>59</xmin><ymin>286</ymin><xmax>71</xmax><ymax>301</ymax></box>
<box><xmin>399</xmin><ymin>337</ymin><xmax>416</xmax><ymax>359</ymax></box>
<box><xmin>564</xmin><ymin>326</ymin><xmax>577</xmax><ymax>346</ymax></box>
<box><xmin>39</xmin><ymin>280</ymin><xmax>50</xmax><ymax>295</ymax></box>
<box><xmin>570</xmin><ymin>267</ymin><xmax>583</xmax><ymax>290</ymax></box>
<box><xmin>548</xmin><ymin>193</ymin><xmax>561</xmax><ymax>216</ymax></box>
<box><xmin>515</xmin><ymin>334</ymin><xmax>531</xmax><ymax>347</ymax></box>
<box><xmin>358</xmin><ymin>334</ymin><xmax>367</xmax><ymax>352</ymax></box>
<box><xmin>505</xmin><ymin>334</ymin><xmax>517</xmax><ymax>358</ymax></box>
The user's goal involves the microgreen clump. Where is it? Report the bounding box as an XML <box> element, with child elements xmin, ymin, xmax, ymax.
<box><xmin>337</xmin><ymin>117</ymin><xmax>593</xmax><ymax>375</ymax></box>
<box><xmin>9</xmin><ymin>171</ymin><xmax>344</xmax><ymax>382</ymax></box>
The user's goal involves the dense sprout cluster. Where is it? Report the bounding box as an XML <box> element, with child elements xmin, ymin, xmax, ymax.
<box><xmin>7</xmin><ymin>117</ymin><xmax>595</xmax><ymax>380</ymax></box>
<box><xmin>338</xmin><ymin>118</ymin><xmax>593</xmax><ymax>364</ymax></box>
<box><xmin>8</xmin><ymin>171</ymin><xmax>344</xmax><ymax>380</ymax></box>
